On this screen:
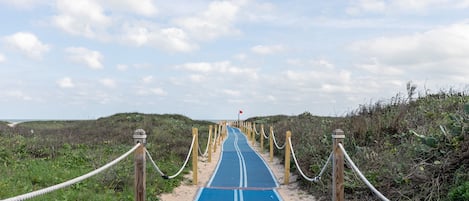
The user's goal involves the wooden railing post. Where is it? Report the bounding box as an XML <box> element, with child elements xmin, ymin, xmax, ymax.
<box><xmin>269</xmin><ymin>126</ymin><xmax>274</xmax><ymax>163</ymax></box>
<box><xmin>246</xmin><ymin>122</ymin><xmax>249</xmax><ymax>137</ymax></box>
<box><xmin>133</xmin><ymin>129</ymin><xmax>147</xmax><ymax>201</ymax></box>
<box><xmin>284</xmin><ymin>131</ymin><xmax>291</xmax><ymax>185</ymax></box>
<box><xmin>225</xmin><ymin>124</ymin><xmax>227</xmax><ymax>138</ymax></box>
<box><xmin>217</xmin><ymin>125</ymin><xmax>221</xmax><ymax>146</ymax></box>
<box><xmin>260</xmin><ymin>124</ymin><xmax>264</xmax><ymax>153</ymax></box>
<box><xmin>192</xmin><ymin>128</ymin><xmax>198</xmax><ymax>185</ymax></box>
<box><xmin>213</xmin><ymin>126</ymin><xmax>218</xmax><ymax>153</ymax></box>
<box><xmin>252</xmin><ymin>123</ymin><xmax>256</xmax><ymax>146</ymax></box>
<box><xmin>222</xmin><ymin>124</ymin><xmax>226</xmax><ymax>140</ymax></box>
<box><xmin>332</xmin><ymin>129</ymin><xmax>345</xmax><ymax>201</ymax></box>
<box><xmin>208</xmin><ymin>125</ymin><xmax>213</xmax><ymax>163</ymax></box>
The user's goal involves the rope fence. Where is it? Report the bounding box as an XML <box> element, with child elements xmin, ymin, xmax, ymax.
<box><xmin>1</xmin><ymin>124</ymin><xmax>225</xmax><ymax>201</ymax></box>
<box><xmin>3</xmin><ymin>121</ymin><xmax>388</xmax><ymax>201</ymax></box>
<box><xmin>146</xmin><ymin>133</ymin><xmax>196</xmax><ymax>179</ymax></box>
<box><xmin>271</xmin><ymin>130</ymin><xmax>286</xmax><ymax>150</ymax></box>
<box><xmin>261</xmin><ymin>127</ymin><xmax>269</xmax><ymax>139</ymax></box>
<box><xmin>253</xmin><ymin>124</ymin><xmax>260</xmax><ymax>136</ymax></box>
<box><xmin>338</xmin><ymin>143</ymin><xmax>389</xmax><ymax>201</ymax></box>
<box><xmin>2</xmin><ymin>143</ymin><xmax>141</xmax><ymax>201</ymax></box>
<box><xmin>239</xmin><ymin>121</ymin><xmax>390</xmax><ymax>201</ymax></box>
<box><xmin>288</xmin><ymin>135</ymin><xmax>332</xmax><ymax>182</ymax></box>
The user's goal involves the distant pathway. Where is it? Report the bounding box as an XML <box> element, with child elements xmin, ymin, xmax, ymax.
<box><xmin>195</xmin><ymin>126</ymin><xmax>282</xmax><ymax>201</ymax></box>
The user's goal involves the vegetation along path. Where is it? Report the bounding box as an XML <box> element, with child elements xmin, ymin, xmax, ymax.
<box><xmin>195</xmin><ymin>126</ymin><xmax>282</xmax><ymax>201</ymax></box>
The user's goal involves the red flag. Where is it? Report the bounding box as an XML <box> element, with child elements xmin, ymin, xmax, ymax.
<box><xmin>239</xmin><ymin>110</ymin><xmax>243</xmax><ymax>114</ymax></box>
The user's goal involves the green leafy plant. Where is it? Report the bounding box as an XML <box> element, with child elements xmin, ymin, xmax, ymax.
<box><xmin>448</xmin><ymin>181</ymin><xmax>469</xmax><ymax>201</ymax></box>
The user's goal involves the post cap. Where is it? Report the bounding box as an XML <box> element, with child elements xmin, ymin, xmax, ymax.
<box><xmin>133</xmin><ymin>129</ymin><xmax>147</xmax><ymax>144</ymax></box>
<box><xmin>332</xmin><ymin>129</ymin><xmax>345</xmax><ymax>139</ymax></box>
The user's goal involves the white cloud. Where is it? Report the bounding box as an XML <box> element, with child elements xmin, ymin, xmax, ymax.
<box><xmin>99</xmin><ymin>78</ymin><xmax>116</xmax><ymax>88</ymax></box>
<box><xmin>5</xmin><ymin>90</ymin><xmax>32</xmax><ymax>101</ymax></box>
<box><xmin>53</xmin><ymin>0</ymin><xmax>111</xmax><ymax>39</ymax></box>
<box><xmin>57</xmin><ymin>77</ymin><xmax>75</xmax><ymax>88</ymax></box>
<box><xmin>121</xmin><ymin>21</ymin><xmax>196</xmax><ymax>52</ymax></box>
<box><xmin>0</xmin><ymin>0</ymin><xmax>49</xmax><ymax>9</ymax></box>
<box><xmin>3</xmin><ymin>32</ymin><xmax>50</xmax><ymax>59</ymax></box>
<box><xmin>393</xmin><ymin>0</ymin><xmax>452</xmax><ymax>10</ymax></box>
<box><xmin>116</xmin><ymin>64</ymin><xmax>128</xmax><ymax>71</ymax></box>
<box><xmin>174</xmin><ymin>1</ymin><xmax>242</xmax><ymax>41</ymax></box>
<box><xmin>321</xmin><ymin>84</ymin><xmax>353</xmax><ymax>93</ymax></box>
<box><xmin>222</xmin><ymin>89</ymin><xmax>241</xmax><ymax>97</ymax></box>
<box><xmin>355</xmin><ymin>58</ymin><xmax>404</xmax><ymax>75</ymax></box>
<box><xmin>349</xmin><ymin>22</ymin><xmax>469</xmax><ymax>78</ymax></box>
<box><xmin>0</xmin><ymin>53</ymin><xmax>5</xmax><ymax>62</ymax></box>
<box><xmin>287</xmin><ymin>58</ymin><xmax>335</xmax><ymax>69</ymax></box>
<box><xmin>179</xmin><ymin>62</ymin><xmax>212</xmax><ymax>73</ymax></box>
<box><xmin>101</xmin><ymin>0</ymin><xmax>158</xmax><ymax>16</ymax></box>
<box><xmin>234</xmin><ymin>53</ymin><xmax>247</xmax><ymax>61</ymax></box>
<box><xmin>285</xmin><ymin>69</ymin><xmax>351</xmax><ymax>85</ymax></box>
<box><xmin>136</xmin><ymin>87</ymin><xmax>167</xmax><ymax>96</ymax></box>
<box><xmin>251</xmin><ymin>45</ymin><xmax>285</xmax><ymax>55</ymax></box>
<box><xmin>177</xmin><ymin>61</ymin><xmax>258</xmax><ymax>79</ymax></box>
<box><xmin>346</xmin><ymin>0</ymin><xmax>386</xmax><ymax>15</ymax></box>
<box><xmin>346</xmin><ymin>0</ymin><xmax>465</xmax><ymax>15</ymax></box>
<box><xmin>66</xmin><ymin>47</ymin><xmax>104</xmax><ymax>69</ymax></box>
<box><xmin>142</xmin><ymin>76</ymin><xmax>153</xmax><ymax>84</ymax></box>
<box><xmin>189</xmin><ymin>74</ymin><xmax>205</xmax><ymax>83</ymax></box>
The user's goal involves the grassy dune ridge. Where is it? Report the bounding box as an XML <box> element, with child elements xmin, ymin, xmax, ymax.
<box><xmin>0</xmin><ymin>113</ymin><xmax>212</xmax><ymax>201</ymax></box>
<box><xmin>247</xmin><ymin>91</ymin><xmax>469</xmax><ymax>200</ymax></box>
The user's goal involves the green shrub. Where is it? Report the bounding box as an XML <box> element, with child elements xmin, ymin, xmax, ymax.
<box><xmin>448</xmin><ymin>181</ymin><xmax>469</xmax><ymax>201</ymax></box>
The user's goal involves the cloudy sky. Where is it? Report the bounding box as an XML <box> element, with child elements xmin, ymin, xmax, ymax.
<box><xmin>1</xmin><ymin>0</ymin><xmax>468</xmax><ymax>120</ymax></box>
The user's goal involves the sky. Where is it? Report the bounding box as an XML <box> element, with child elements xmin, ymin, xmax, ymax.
<box><xmin>0</xmin><ymin>0</ymin><xmax>469</xmax><ymax>120</ymax></box>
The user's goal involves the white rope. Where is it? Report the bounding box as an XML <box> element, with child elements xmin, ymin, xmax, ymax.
<box><xmin>253</xmin><ymin>125</ymin><xmax>260</xmax><ymax>136</ymax></box>
<box><xmin>2</xmin><ymin>143</ymin><xmax>141</xmax><ymax>201</ymax></box>
<box><xmin>272</xmin><ymin>130</ymin><xmax>286</xmax><ymax>150</ymax></box>
<box><xmin>261</xmin><ymin>128</ymin><xmax>269</xmax><ymax>140</ymax></box>
<box><xmin>338</xmin><ymin>143</ymin><xmax>390</xmax><ymax>201</ymax></box>
<box><xmin>196</xmin><ymin>129</ymin><xmax>212</xmax><ymax>157</ymax></box>
<box><xmin>145</xmin><ymin>149</ymin><xmax>166</xmax><ymax>178</ymax></box>
<box><xmin>198</xmin><ymin>145</ymin><xmax>204</xmax><ymax>157</ymax></box>
<box><xmin>288</xmin><ymin>137</ymin><xmax>331</xmax><ymax>182</ymax></box>
<box><xmin>147</xmin><ymin>135</ymin><xmax>196</xmax><ymax>179</ymax></box>
<box><xmin>202</xmin><ymin>130</ymin><xmax>211</xmax><ymax>156</ymax></box>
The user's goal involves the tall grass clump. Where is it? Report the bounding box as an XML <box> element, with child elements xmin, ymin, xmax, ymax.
<box><xmin>247</xmin><ymin>88</ymin><xmax>469</xmax><ymax>200</ymax></box>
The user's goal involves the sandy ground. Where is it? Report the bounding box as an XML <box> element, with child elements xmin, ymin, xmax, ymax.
<box><xmin>159</xmin><ymin>135</ymin><xmax>317</xmax><ymax>201</ymax></box>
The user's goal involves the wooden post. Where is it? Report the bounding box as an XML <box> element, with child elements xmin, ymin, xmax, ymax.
<box><xmin>284</xmin><ymin>131</ymin><xmax>291</xmax><ymax>185</ymax></box>
<box><xmin>208</xmin><ymin>125</ymin><xmax>213</xmax><ymax>162</ymax></box>
<box><xmin>217</xmin><ymin>125</ymin><xmax>221</xmax><ymax>146</ymax></box>
<box><xmin>252</xmin><ymin>123</ymin><xmax>256</xmax><ymax>146</ymax></box>
<box><xmin>244</xmin><ymin>122</ymin><xmax>247</xmax><ymax>135</ymax></box>
<box><xmin>221</xmin><ymin>124</ymin><xmax>225</xmax><ymax>140</ymax></box>
<box><xmin>249</xmin><ymin>123</ymin><xmax>253</xmax><ymax>142</ymax></box>
<box><xmin>223</xmin><ymin>124</ymin><xmax>226</xmax><ymax>140</ymax></box>
<box><xmin>269</xmin><ymin>126</ymin><xmax>274</xmax><ymax>163</ymax></box>
<box><xmin>260</xmin><ymin>124</ymin><xmax>264</xmax><ymax>153</ymax></box>
<box><xmin>213</xmin><ymin>127</ymin><xmax>220</xmax><ymax>149</ymax></box>
<box><xmin>332</xmin><ymin>129</ymin><xmax>345</xmax><ymax>201</ymax></box>
<box><xmin>133</xmin><ymin>129</ymin><xmax>147</xmax><ymax>201</ymax></box>
<box><xmin>192</xmin><ymin>128</ymin><xmax>198</xmax><ymax>185</ymax></box>
<box><xmin>213</xmin><ymin>131</ymin><xmax>218</xmax><ymax>153</ymax></box>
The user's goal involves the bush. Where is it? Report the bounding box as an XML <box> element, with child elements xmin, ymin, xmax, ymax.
<box><xmin>448</xmin><ymin>181</ymin><xmax>469</xmax><ymax>201</ymax></box>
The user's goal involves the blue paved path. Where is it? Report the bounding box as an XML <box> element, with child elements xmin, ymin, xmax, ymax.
<box><xmin>195</xmin><ymin>126</ymin><xmax>282</xmax><ymax>201</ymax></box>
